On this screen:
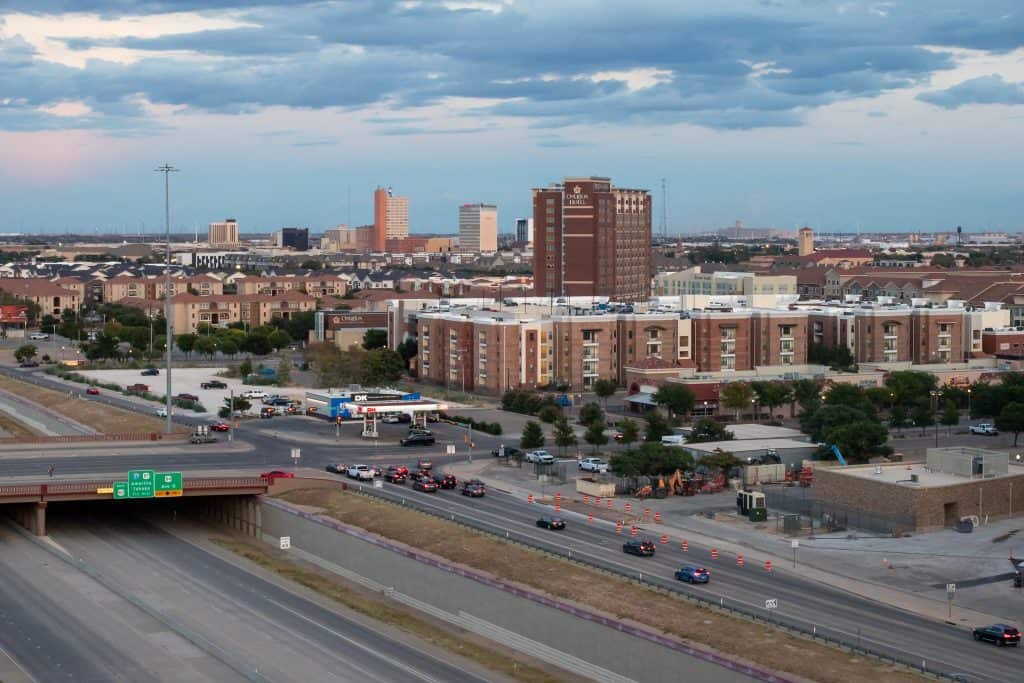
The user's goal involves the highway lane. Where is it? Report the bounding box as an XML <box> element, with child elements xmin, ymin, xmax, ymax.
<box><xmin>0</xmin><ymin>523</ymin><xmax>246</xmax><ymax>683</ymax></box>
<box><xmin>48</xmin><ymin>509</ymin><xmax>490</xmax><ymax>683</ymax></box>
<box><xmin>345</xmin><ymin>475</ymin><xmax>1024</xmax><ymax>683</ymax></box>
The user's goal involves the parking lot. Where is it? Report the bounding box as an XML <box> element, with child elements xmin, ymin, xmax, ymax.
<box><xmin>76</xmin><ymin>367</ymin><xmax>309</xmax><ymax>416</ymax></box>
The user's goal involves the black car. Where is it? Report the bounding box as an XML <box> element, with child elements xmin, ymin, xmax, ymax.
<box><xmin>18</xmin><ymin>361</ymin><xmax>39</xmax><ymax>368</ymax></box>
<box><xmin>438</xmin><ymin>474</ymin><xmax>458</xmax><ymax>489</ymax></box>
<box><xmin>623</xmin><ymin>539</ymin><xmax>657</xmax><ymax>557</ymax></box>
<box><xmin>412</xmin><ymin>477</ymin><xmax>438</xmax><ymax>492</ymax></box>
<box><xmin>141</xmin><ymin>368</ymin><xmax>160</xmax><ymax>376</ymax></box>
<box><xmin>536</xmin><ymin>516</ymin><xmax>566</xmax><ymax>530</ymax></box>
<box><xmin>408</xmin><ymin>427</ymin><xmax>433</xmax><ymax>437</ymax></box>
<box><xmin>492</xmin><ymin>446</ymin><xmax>521</xmax><ymax>458</ymax></box>
<box><xmin>325</xmin><ymin>463</ymin><xmax>347</xmax><ymax>474</ymax></box>
<box><xmin>201</xmin><ymin>380</ymin><xmax>227</xmax><ymax>389</ymax></box>
<box><xmin>461</xmin><ymin>481</ymin><xmax>486</xmax><ymax>497</ymax></box>
<box><xmin>384</xmin><ymin>467</ymin><xmax>407</xmax><ymax>484</ymax></box>
<box><xmin>973</xmin><ymin>624</ymin><xmax>1021</xmax><ymax>646</ymax></box>
<box><xmin>401</xmin><ymin>434</ymin><xmax>435</xmax><ymax>447</ymax></box>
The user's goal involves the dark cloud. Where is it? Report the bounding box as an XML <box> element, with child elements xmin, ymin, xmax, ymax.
<box><xmin>2</xmin><ymin>0</ymin><xmax>1024</xmax><ymax>133</ymax></box>
<box><xmin>918</xmin><ymin>75</ymin><xmax>1024</xmax><ymax>109</ymax></box>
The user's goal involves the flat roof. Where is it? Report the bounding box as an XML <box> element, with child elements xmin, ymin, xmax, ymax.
<box><xmin>686</xmin><ymin>438</ymin><xmax>817</xmax><ymax>454</ymax></box>
<box><xmin>833</xmin><ymin>462</ymin><xmax>1024</xmax><ymax>488</ymax></box>
<box><xmin>726</xmin><ymin>424</ymin><xmax>808</xmax><ymax>441</ymax></box>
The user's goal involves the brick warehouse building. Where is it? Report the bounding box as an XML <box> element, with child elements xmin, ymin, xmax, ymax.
<box><xmin>532</xmin><ymin>176</ymin><xmax>651</xmax><ymax>302</ymax></box>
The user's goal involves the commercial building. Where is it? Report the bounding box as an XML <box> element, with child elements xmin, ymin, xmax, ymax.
<box><xmin>321</xmin><ymin>225</ymin><xmax>375</xmax><ymax>253</ymax></box>
<box><xmin>374</xmin><ymin>187</ymin><xmax>409</xmax><ymax>251</ymax></box>
<box><xmin>312</xmin><ymin>310</ymin><xmax>389</xmax><ymax>349</ymax></box>
<box><xmin>208</xmin><ymin>219</ymin><xmax>239</xmax><ymax>248</ymax></box>
<box><xmin>652</xmin><ymin>266</ymin><xmax>797</xmax><ymax>302</ymax></box>
<box><xmin>274</xmin><ymin>228</ymin><xmax>309</xmax><ymax>251</ymax></box>
<box><xmin>515</xmin><ymin>218</ymin><xmax>534</xmax><ymax>246</ymax></box>
<box><xmin>532</xmin><ymin>176</ymin><xmax>651</xmax><ymax>302</ymax></box>
<box><xmin>798</xmin><ymin>227</ymin><xmax>814</xmax><ymax>256</ymax></box>
<box><xmin>458</xmin><ymin>204</ymin><xmax>498</xmax><ymax>253</ymax></box>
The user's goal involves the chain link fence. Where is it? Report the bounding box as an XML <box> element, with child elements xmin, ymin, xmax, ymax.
<box><xmin>764</xmin><ymin>487</ymin><xmax>916</xmax><ymax>536</ymax></box>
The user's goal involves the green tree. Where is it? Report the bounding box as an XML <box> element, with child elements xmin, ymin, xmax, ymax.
<box><xmin>930</xmin><ymin>253</ymin><xmax>955</xmax><ymax>267</ymax></box>
<box><xmin>643</xmin><ymin>411</ymin><xmax>673</xmax><ymax>442</ymax></box>
<box><xmin>520</xmin><ymin>420</ymin><xmax>545</xmax><ymax>449</ymax></box>
<box><xmin>823</xmin><ymin>383</ymin><xmax>876</xmax><ymax>416</ymax></box>
<box><xmin>824</xmin><ymin>420</ymin><xmax>889</xmax><ymax>464</ymax></box>
<box><xmin>720</xmin><ymin>381</ymin><xmax>754</xmax><ymax>420</ymax></box>
<box><xmin>577</xmin><ymin>401</ymin><xmax>604</xmax><ymax>427</ymax></box>
<box><xmin>239</xmin><ymin>357</ymin><xmax>253</xmax><ymax>379</ymax></box>
<box><xmin>940</xmin><ymin>400</ymin><xmax>960</xmax><ymax>435</ymax></box>
<box><xmin>652</xmin><ymin>383</ymin><xmax>695</xmax><ymax>424</ymax></box>
<box><xmin>802</xmin><ymin>404</ymin><xmax>872</xmax><ymax>442</ymax></box>
<box><xmin>911</xmin><ymin>402</ymin><xmax>934</xmax><ymax>435</ymax></box>
<box><xmin>699</xmin><ymin>449</ymin><xmax>741</xmax><ymax>475</ymax></box>
<box><xmin>791</xmin><ymin>379</ymin><xmax>822</xmax><ymax>416</ymax></box>
<box><xmin>241</xmin><ymin>333</ymin><xmax>272</xmax><ymax>355</ymax></box>
<box><xmin>362</xmin><ymin>329</ymin><xmax>388</xmax><ymax>350</ymax></box>
<box><xmin>300</xmin><ymin>259</ymin><xmax>323</xmax><ymax>271</ymax></box>
<box><xmin>219</xmin><ymin>395</ymin><xmax>252</xmax><ymax>418</ymax></box>
<box><xmin>219</xmin><ymin>338</ymin><xmax>239</xmax><ymax>358</ymax></box>
<box><xmin>996</xmin><ymin>402</ymin><xmax>1024</xmax><ymax>446</ymax></box>
<box><xmin>583</xmin><ymin>420</ymin><xmax>608</xmax><ymax>455</ymax></box>
<box><xmin>362</xmin><ymin>348</ymin><xmax>405</xmax><ymax>385</ymax></box>
<box><xmin>276</xmin><ymin>359</ymin><xmax>292</xmax><ymax>386</ymax></box>
<box><xmin>592</xmin><ymin>378</ymin><xmax>616</xmax><ymax>410</ymax></box>
<box><xmin>889</xmin><ymin>403</ymin><xmax>908</xmax><ymax>434</ymax></box>
<box><xmin>268</xmin><ymin>329</ymin><xmax>292</xmax><ymax>351</ymax></box>
<box><xmin>751</xmin><ymin>381</ymin><xmax>792</xmax><ymax>420</ymax></box>
<box><xmin>14</xmin><ymin>344</ymin><xmax>37</xmax><ymax>363</ymax></box>
<box><xmin>553</xmin><ymin>416</ymin><xmax>577</xmax><ymax>457</ymax></box>
<box><xmin>176</xmin><ymin>333</ymin><xmax>197</xmax><ymax>357</ymax></box>
<box><xmin>398</xmin><ymin>338</ymin><xmax>418</xmax><ymax>368</ymax></box>
<box><xmin>193</xmin><ymin>335</ymin><xmax>218</xmax><ymax>358</ymax></box>
<box><xmin>610</xmin><ymin>442</ymin><xmax>693</xmax><ymax>476</ymax></box>
<box><xmin>885</xmin><ymin>371</ymin><xmax>938</xmax><ymax>409</ymax></box>
<box><xmin>618</xmin><ymin>418</ymin><xmax>639</xmax><ymax>451</ymax></box>
<box><xmin>688</xmin><ymin>419</ymin><xmax>734</xmax><ymax>443</ymax></box>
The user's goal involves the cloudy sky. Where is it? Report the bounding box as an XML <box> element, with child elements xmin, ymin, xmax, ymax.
<box><xmin>1</xmin><ymin>1</ymin><xmax>1023</xmax><ymax>235</ymax></box>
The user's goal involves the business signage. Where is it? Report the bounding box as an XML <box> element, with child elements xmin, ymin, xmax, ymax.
<box><xmin>564</xmin><ymin>184</ymin><xmax>590</xmax><ymax>207</ymax></box>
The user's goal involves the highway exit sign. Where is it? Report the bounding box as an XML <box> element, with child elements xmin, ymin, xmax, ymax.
<box><xmin>113</xmin><ymin>482</ymin><xmax>128</xmax><ymax>499</ymax></box>
<box><xmin>154</xmin><ymin>472</ymin><xmax>183</xmax><ymax>497</ymax></box>
<box><xmin>127</xmin><ymin>470</ymin><xmax>155</xmax><ymax>498</ymax></box>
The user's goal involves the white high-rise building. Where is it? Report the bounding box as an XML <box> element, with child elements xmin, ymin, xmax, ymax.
<box><xmin>459</xmin><ymin>204</ymin><xmax>498</xmax><ymax>253</ymax></box>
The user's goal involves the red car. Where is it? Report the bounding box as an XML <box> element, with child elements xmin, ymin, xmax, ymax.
<box><xmin>210</xmin><ymin>422</ymin><xmax>230</xmax><ymax>432</ymax></box>
<box><xmin>85</xmin><ymin>387</ymin><xmax>100</xmax><ymax>396</ymax></box>
<box><xmin>260</xmin><ymin>470</ymin><xmax>294</xmax><ymax>481</ymax></box>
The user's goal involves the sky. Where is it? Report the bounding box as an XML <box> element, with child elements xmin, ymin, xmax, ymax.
<box><xmin>1</xmin><ymin>1</ymin><xmax>1023</xmax><ymax>236</ymax></box>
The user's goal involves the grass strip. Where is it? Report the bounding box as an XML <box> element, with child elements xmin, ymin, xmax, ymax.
<box><xmin>279</xmin><ymin>487</ymin><xmax>927</xmax><ymax>683</ymax></box>
<box><xmin>211</xmin><ymin>537</ymin><xmax>570</xmax><ymax>683</ymax></box>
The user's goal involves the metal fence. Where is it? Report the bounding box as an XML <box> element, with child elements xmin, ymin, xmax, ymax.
<box><xmin>763</xmin><ymin>487</ymin><xmax>916</xmax><ymax>536</ymax></box>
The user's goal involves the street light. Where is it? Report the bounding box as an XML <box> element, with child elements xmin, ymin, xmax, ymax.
<box><xmin>967</xmin><ymin>387</ymin><xmax>972</xmax><ymax>418</ymax></box>
<box><xmin>929</xmin><ymin>390</ymin><xmax>940</xmax><ymax>447</ymax></box>
<box><xmin>751</xmin><ymin>397</ymin><xmax>757</xmax><ymax>423</ymax></box>
<box><xmin>155</xmin><ymin>163</ymin><xmax>178</xmax><ymax>435</ymax></box>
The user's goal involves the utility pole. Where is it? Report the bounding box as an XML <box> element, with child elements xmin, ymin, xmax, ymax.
<box><xmin>660</xmin><ymin>177</ymin><xmax>668</xmax><ymax>242</ymax></box>
<box><xmin>156</xmin><ymin>163</ymin><xmax>178</xmax><ymax>435</ymax></box>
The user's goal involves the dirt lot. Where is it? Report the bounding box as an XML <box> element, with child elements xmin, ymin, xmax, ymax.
<box><xmin>0</xmin><ymin>375</ymin><xmax>183</xmax><ymax>435</ymax></box>
<box><xmin>278</xmin><ymin>487</ymin><xmax>925</xmax><ymax>683</ymax></box>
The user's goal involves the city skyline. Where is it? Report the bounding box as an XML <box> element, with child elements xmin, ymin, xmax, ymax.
<box><xmin>1</xmin><ymin>2</ymin><xmax>1023</xmax><ymax>233</ymax></box>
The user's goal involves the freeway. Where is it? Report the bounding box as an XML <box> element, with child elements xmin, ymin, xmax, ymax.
<box><xmin>344</xmin><ymin>474</ymin><xmax>1024</xmax><ymax>683</ymax></box>
<box><xmin>45</xmin><ymin>507</ymin><xmax>492</xmax><ymax>683</ymax></box>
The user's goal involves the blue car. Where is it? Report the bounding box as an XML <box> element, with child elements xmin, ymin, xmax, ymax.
<box><xmin>675</xmin><ymin>566</ymin><xmax>710</xmax><ymax>584</ymax></box>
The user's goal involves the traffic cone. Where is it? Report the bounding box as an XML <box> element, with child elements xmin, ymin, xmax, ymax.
<box><xmin>682</xmin><ymin>540</ymin><xmax>689</xmax><ymax>552</ymax></box>
<box><xmin>711</xmin><ymin>548</ymin><xmax>719</xmax><ymax>560</ymax></box>
<box><xmin>556</xmin><ymin>492</ymin><xmax>562</xmax><ymax>502</ymax></box>
<box><xmin>625</xmin><ymin>502</ymin><xmax>632</xmax><ymax>513</ymax></box>
<box><xmin>587</xmin><ymin>512</ymin><xmax>593</xmax><ymax>523</ymax></box>
<box><xmin>644</xmin><ymin>507</ymin><xmax>651</xmax><ymax>520</ymax></box>
<box><xmin>527</xmin><ymin>494</ymin><xmax>534</xmax><ymax>504</ymax></box>
<box><xmin>631</xmin><ymin>526</ymin><xmax>638</xmax><ymax>537</ymax></box>
<box><xmin>595</xmin><ymin>497</ymin><xmax>601</xmax><ymax>507</ymax></box>
<box><xmin>615</xmin><ymin>521</ymin><xmax>623</xmax><ymax>533</ymax></box>
<box><xmin>661</xmin><ymin>534</ymin><xmax>668</xmax><ymax>545</ymax></box>
<box><xmin>654</xmin><ymin>511</ymin><xmax>662</xmax><ymax>524</ymax></box>
<box><xmin>606</xmin><ymin>499</ymin><xmax>612</xmax><ymax>509</ymax></box>
<box><xmin>584</xmin><ymin>495</ymin><xmax>590</xmax><ymax>505</ymax></box>
<box><xmin>765</xmin><ymin>560</ymin><xmax>773</xmax><ymax>572</ymax></box>
<box><xmin>737</xmin><ymin>555</ymin><xmax>745</xmax><ymax>567</ymax></box>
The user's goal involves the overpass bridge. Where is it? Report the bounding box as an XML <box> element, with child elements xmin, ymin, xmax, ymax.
<box><xmin>0</xmin><ymin>475</ymin><xmax>269</xmax><ymax>536</ymax></box>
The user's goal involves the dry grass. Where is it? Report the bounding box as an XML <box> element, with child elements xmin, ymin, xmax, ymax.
<box><xmin>0</xmin><ymin>375</ymin><xmax>183</xmax><ymax>435</ymax></box>
<box><xmin>0</xmin><ymin>411</ymin><xmax>42</xmax><ymax>438</ymax></box>
<box><xmin>211</xmin><ymin>537</ymin><xmax>577</xmax><ymax>683</ymax></box>
<box><xmin>279</xmin><ymin>487</ymin><xmax>926</xmax><ymax>683</ymax></box>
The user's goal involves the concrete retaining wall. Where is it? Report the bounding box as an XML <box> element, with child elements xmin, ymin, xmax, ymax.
<box><xmin>259</xmin><ymin>498</ymin><xmax>766</xmax><ymax>683</ymax></box>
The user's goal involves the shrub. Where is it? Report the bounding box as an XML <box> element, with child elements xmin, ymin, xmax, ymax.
<box><xmin>447</xmin><ymin>415</ymin><xmax>503</xmax><ymax>435</ymax></box>
<box><xmin>537</xmin><ymin>405</ymin><xmax>562</xmax><ymax>423</ymax></box>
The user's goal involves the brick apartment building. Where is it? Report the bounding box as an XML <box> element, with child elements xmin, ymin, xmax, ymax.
<box><xmin>235</xmin><ymin>274</ymin><xmax>349</xmax><ymax>299</ymax></box>
<box><xmin>532</xmin><ymin>176</ymin><xmax>651</xmax><ymax>302</ymax></box>
<box><xmin>0</xmin><ymin>279</ymin><xmax>81</xmax><ymax>317</ymax></box>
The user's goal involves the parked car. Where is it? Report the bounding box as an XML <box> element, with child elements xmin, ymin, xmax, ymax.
<box><xmin>200</xmin><ymin>380</ymin><xmax>227</xmax><ymax>389</ymax></box>
<box><xmin>260</xmin><ymin>470</ymin><xmax>294</xmax><ymax>481</ymax></box>
<box><xmin>176</xmin><ymin>393</ymin><xmax>199</xmax><ymax>402</ymax></box>
<box><xmin>347</xmin><ymin>464</ymin><xmax>374</xmax><ymax>480</ymax></box>
<box><xmin>401</xmin><ymin>433</ymin><xmax>435</xmax><ymax>447</ymax></box>
<box><xmin>28</xmin><ymin>333</ymin><xmax>49</xmax><ymax>340</ymax></box>
<box><xmin>325</xmin><ymin>463</ymin><xmax>347</xmax><ymax>474</ymax></box>
<box><xmin>491</xmin><ymin>446</ymin><xmax>521</xmax><ymax>458</ymax></box>
<box><xmin>412</xmin><ymin>477</ymin><xmax>439</xmax><ymax>492</ymax></box>
<box><xmin>156</xmin><ymin>408</ymin><xmax>169</xmax><ymax>418</ymax></box>
<box><xmin>210</xmin><ymin>422</ymin><xmax>230</xmax><ymax>432</ymax></box>
<box><xmin>675</xmin><ymin>566</ymin><xmax>710</xmax><ymax>584</ymax></box>
<box><xmin>437</xmin><ymin>474</ymin><xmax>458</xmax><ymax>489</ymax></box>
<box><xmin>382</xmin><ymin>414</ymin><xmax>402</xmax><ymax>424</ymax></box>
<box><xmin>243</xmin><ymin>389</ymin><xmax>268</xmax><ymax>399</ymax></box>
<box><xmin>622</xmin><ymin>539</ymin><xmax>657</xmax><ymax>557</ymax></box>
<box><xmin>141</xmin><ymin>367</ymin><xmax>160</xmax><ymax>376</ymax></box>
<box><xmin>408</xmin><ymin>427</ymin><xmax>433</xmax><ymax>436</ymax></box>
<box><xmin>127</xmin><ymin>383</ymin><xmax>149</xmax><ymax>393</ymax></box>
<box><xmin>524</xmin><ymin>450</ymin><xmax>555</xmax><ymax>464</ymax></box>
<box><xmin>85</xmin><ymin>387</ymin><xmax>100</xmax><ymax>396</ymax></box>
<box><xmin>259</xmin><ymin>407</ymin><xmax>275</xmax><ymax>419</ymax></box>
<box><xmin>461</xmin><ymin>480</ymin><xmax>486</xmax><ymax>497</ymax></box>
<box><xmin>579</xmin><ymin>457</ymin><xmax>608</xmax><ymax>473</ymax></box>
<box><xmin>536</xmin><ymin>516</ymin><xmax>566</xmax><ymax>530</ymax></box>
<box><xmin>970</xmin><ymin>423</ymin><xmax>999</xmax><ymax>436</ymax></box>
<box><xmin>973</xmin><ymin>624</ymin><xmax>1020</xmax><ymax>646</ymax></box>
<box><xmin>19</xmin><ymin>361</ymin><xmax>40</xmax><ymax>368</ymax></box>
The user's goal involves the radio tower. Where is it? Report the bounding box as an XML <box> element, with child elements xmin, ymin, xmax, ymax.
<box><xmin>660</xmin><ymin>177</ymin><xmax>668</xmax><ymax>243</ymax></box>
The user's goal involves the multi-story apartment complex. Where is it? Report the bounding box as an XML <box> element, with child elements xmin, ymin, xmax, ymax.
<box><xmin>653</xmin><ymin>266</ymin><xmax>797</xmax><ymax>301</ymax></box>
<box><xmin>374</xmin><ymin>187</ymin><xmax>409</xmax><ymax>251</ymax></box>
<box><xmin>208</xmin><ymin>219</ymin><xmax>239</xmax><ymax>247</ymax></box>
<box><xmin>105</xmin><ymin>274</ymin><xmax>222</xmax><ymax>302</ymax></box>
<box><xmin>0</xmin><ymin>279</ymin><xmax>81</xmax><ymax>317</ymax></box>
<box><xmin>690</xmin><ymin>309</ymin><xmax>807</xmax><ymax>371</ymax></box>
<box><xmin>458</xmin><ymin>204</ymin><xmax>498</xmax><ymax>253</ymax></box>
<box><xmin>235</xmin><ymin>274</ymin><xmax>348</xmax><ymax>298</ymax></box>
<box><xmin>532</xmin><ymin>176</ymin><xmax>651</xmax><ymax>302</ymax></box>
<box><xmin>164</xmin><ymin>291</ymin><xmax>317</xmax><ymax>334</ymax></box>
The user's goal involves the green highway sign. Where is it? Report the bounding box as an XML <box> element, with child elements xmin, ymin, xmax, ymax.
<box><xmin>113</xmin><ymin>482</ymin><xmax>128</xmax><ymax>499</ymax></box>
<box><xmin>155</xmin><ymin>472</ymin><xmax>183</xmax><ymax>497</ymax></box>
<box><xmin>127</xmin><ymin>470</ymin><xmax>155</xmax><ymax>499</ymax></box>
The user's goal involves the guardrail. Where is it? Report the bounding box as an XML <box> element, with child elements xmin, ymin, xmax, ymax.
<box><xmin>339</xmin><ymin>483</ymin><xmax>966</xmax><ymax>682</ymax></box>
<box><xmin>0</xmin><ymin>477</ymin><xmax>267</xmax><ymax>501</ymax></box>
<box><xmin>0</xmin><ymin>432</ymin><xmax>187</xmax><ymax>444</ymax></box>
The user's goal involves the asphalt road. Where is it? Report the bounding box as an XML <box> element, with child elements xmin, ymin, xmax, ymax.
<box><xmin>45</xmin><ymin>508</ymin><xmax>490</xmax><ymax>683</ymax></box>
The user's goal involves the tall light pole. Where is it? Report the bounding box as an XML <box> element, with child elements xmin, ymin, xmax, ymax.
<box><xmin>156</xmin><ymin>163</ymin><xmax>178</xmax><ymax>434</ymax></box>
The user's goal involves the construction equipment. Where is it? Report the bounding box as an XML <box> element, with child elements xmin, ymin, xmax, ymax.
<box><xmin>635</xmin><ymin>484</ymin><xmax>654</xmax><ymax>499</ymax></box>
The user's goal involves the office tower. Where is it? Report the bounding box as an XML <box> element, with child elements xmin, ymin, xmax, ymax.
<box><xmin>373</xmin><ymin>187</ymin><xmax>409</xmax><ymax>251</ymax></box>
<box><xmin>459</xmin><ymin>203</ymin><xmax>498</xmax><ymax>253</ymax></box>
<box><xmin>515</xmin><ymin>217</ymin><xmax>534</xmax><ymax>246</ymax></box>
<box><xmin>799</xmin><ymin>226</ymin><xmax>814</xmax><ymax>256</ymax></box>
<box><xmin>208</xmin><ymin>218</ymin><xmax>238</xmax><ymax>247</ymax></box>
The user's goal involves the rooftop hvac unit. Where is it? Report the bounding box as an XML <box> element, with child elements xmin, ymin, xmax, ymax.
<box><xmin>910</xmin><ymin>473</ymin><xmax>919</xmax><ymax>483</ymax></box>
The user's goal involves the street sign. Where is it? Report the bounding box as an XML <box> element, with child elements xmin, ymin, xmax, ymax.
<box><xmin>446</xmin><ymin>444</ymin><xmax>456</xmax><ymax>455</ymax></box>
<box><xmin>155</xmin><ymin>472</ymin><xmax>183</xmax><ymax>497</ymax></box>
<box><xmin>279</xmin><ymin>536</ymin><xmax>291</xmax><ymax>550</ymax></box>
<box><xmin>791</xmin><ymin>540</ymin><xmax>799</xmax><ymax>549</ymax></box>
<box><xmin>113</xmin><ymin>482</ymin><xmax>128</xmax><ymax>499</ymax></box>
<box><xmin>946</xmin><ymin>583</ymin><xmax>956</xmax><ymax>594</ymax></box>
<box><xmin>127</xmin><ymin>470</ymin><xmax>155</xmax><ymax>499</ymax></box>
<box><xmin>765</xmin><ymin>598</ymin><xmax>779</xmax><ymax>610</ymax></box>
<box><xmin>373</xmin><ymin>479</ymin><xmax>383</xmax><ymax>489</ymax></box>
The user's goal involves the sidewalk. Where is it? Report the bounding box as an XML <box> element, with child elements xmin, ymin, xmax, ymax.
<box><xmin>446</xmin><ymin>458</ymin><xmax>1008</xmax><ymax>629</ymax></box>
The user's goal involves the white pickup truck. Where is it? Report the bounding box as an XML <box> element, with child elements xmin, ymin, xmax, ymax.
<box><xmin>346</xmin><ymin>464</ymin><xmax>374</xmax><ymax>480</ymax></box>
<box><xmin>660</xmin><ymin>434</ymin><xmax>687</xmax><ymax>446</ymax></box>
<box><xmin>579</xmin><ymin>457</ymin><xmax>608</xmax><ymax>473</ymax></box>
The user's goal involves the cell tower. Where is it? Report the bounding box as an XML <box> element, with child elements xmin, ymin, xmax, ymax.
<box><xmin>660</xmin><ymin>177</ymin><xmax>668</xmax><ymax>242</ymax></box>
